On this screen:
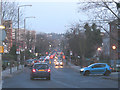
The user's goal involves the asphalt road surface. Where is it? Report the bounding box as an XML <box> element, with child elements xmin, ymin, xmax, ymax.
<box><xmin>2</xmin><ymin>63</ymin><xmax>118</xmax><ymax>88</ymax></box>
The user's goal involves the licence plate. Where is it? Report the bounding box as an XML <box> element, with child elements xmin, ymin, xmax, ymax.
<box><xmin>38</xmin><ymin>69</ymin><xmax>45</xmax><ymax>71</ymax></box>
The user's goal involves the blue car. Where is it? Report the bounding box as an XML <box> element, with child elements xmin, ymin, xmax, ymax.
<box><xmin>80</xmin><ymin>63</ymin><xmax>112</xmax><ymax>76</ymax></box>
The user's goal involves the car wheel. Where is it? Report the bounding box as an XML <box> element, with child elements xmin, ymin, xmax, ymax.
<box><xmin>83</xmin><ymin>71</ymin><xmax>90</xmax><ymax>76</ymax></box>
<box><xmin>30</xmin><ymin>76</ymin><xmax>34</xmax><ymax>80</ymax></box>
<box><xmin>46</xmin><ymin>76</ymin><xmax>50</xmax><ymax>80</ymax></box>
<box><xmin>104</xmin><ymin>70</ymin><xmax>110</xmax><ymax>76</ymax></box>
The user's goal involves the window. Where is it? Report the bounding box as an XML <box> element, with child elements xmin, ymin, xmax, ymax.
<box><xmin>34</xmin><ymin>64</ymin><xmax>48</xmax><ymax>69</ymax></box>
<box><xmin>92</xmin><ymin>64</ymin><xmax>106</xmax><ymax>68</ymax></box>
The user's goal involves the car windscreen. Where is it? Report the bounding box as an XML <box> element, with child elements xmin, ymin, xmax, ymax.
<box><xmin>34</xmin><ymin>64</ymin><xmax>48</xmax><ymax>69</ymax></box>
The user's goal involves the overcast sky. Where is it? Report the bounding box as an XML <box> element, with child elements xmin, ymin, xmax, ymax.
<box><xmin>20</xmin><ymin>1</ymin><xmax>89</xmax><ymax>34</ymax></box>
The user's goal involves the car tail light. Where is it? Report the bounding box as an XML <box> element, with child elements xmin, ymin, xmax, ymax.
<box><xmin>110</xmin><ymin>67</ymin><xmax>112</xmax><ymax>70</ymax></box>
<box><xmin>48</xmin><ymin>69</ymin><xmax>51</xmax><ymax>72</ymax></box>
<box><xmin>32</xmin><ymin>69</ymin><xmax>36</xmax><ymax>72</ymax></box>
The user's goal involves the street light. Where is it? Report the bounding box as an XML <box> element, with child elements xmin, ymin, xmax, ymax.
<box><xmin>112</xmin><ymin>45</ymin><xmax>117</xmax><ymax>72</ymax></box>
<box><xmin>18</xmin><ymin>5</ymin><xmax>32</xmax><ymax>44</ymax></box>
<box><xmin>97</xmin><ymin>47</ymin><xmax>102</xmax><ymax>51</ymax></box>
<box><xmin>23</xmin><ymin>16</ymin><xmax>35</xmax><ymax>63</ymax></box>
<box><xmin>112</xmin><ymin>45</ymin><xmax>117</xmax><ymax>50</ymax></box>
<box><xmin>97</xmin><ymin>47</ymin><xmax>102</xmax><ymax>61</ymax></box>
<box><xmin>17</xmin><ymin>5</ymin><xmax>32</xmax><ymax>70</ymax></box>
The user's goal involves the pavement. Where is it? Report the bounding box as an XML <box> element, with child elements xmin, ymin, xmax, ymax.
<box><xmin>2</xmin><ymin>65</ymin><xmax>24</xmax><ymax>79</ymax></box>
<box><xmin>67</xmin><ymin>62</ymin><xmax>120</xmax><ymax>81</ymax></box>
<box><xmin>0</xmin><ymin>65</ymin><xmax>24</xmax><ymax>89</ymax></box>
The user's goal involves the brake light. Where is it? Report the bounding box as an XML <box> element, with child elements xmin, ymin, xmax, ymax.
<box><xmin>32</xmin><ymin>69</ymin><xmax>36</xmax><ymax>72</ymax></box>
<box><xmin>110</xmin><ymin>67</ymin><xmax>112</xmax><ymax>70</ymax></box>
<box><xmin>48</xmin><ymin>69</ymin><xmax>51</xmax><ymax>72</ymax></box>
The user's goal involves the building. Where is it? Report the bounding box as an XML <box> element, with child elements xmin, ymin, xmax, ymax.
<box><xmin>12</xmin><ymin>28</ymin><xmax>36</xmax><ymax>53</ymax></box>
<box><xmin>13</xmin><ymin>28</ymin><xmax>26</xmax><ymax>51</ymax></box>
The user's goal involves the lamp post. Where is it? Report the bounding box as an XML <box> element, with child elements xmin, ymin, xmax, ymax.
<box><xmin>112</xmin><ymin>45</ymin><xmax>117</xmax><ymax>71</ymax></box>
<box><xmin>23</xmin><ymin>16</ymin><xmax>35</xmax><ymax>66</ymax></box>
<box><xmin>17</xmin><ymin>5</ymin><xmax>32</xmax><ymax>70</ymax></box>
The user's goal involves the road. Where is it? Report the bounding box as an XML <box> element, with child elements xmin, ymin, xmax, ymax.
<box><xmin>2</xmin><ymin>63</ymin><xmax>118</xmax><ymax>88</ymax></box>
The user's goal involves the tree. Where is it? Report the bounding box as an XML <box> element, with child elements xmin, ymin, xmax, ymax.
<box><xmin>2</xmin><ymin>1</ymin><xmax>23</xmax><ymax>27</ymax></box>
<box><xmin>35</xmin><ymin>33</ymin><xmax>55</xmax><ymax>55</ymax></box>
<box><xmin>78</xmin><ymin>2</ymin><xmax>118</xmax><ymax>21</ymax></box>
<box><xmin>9</xmin><ymin>45</ymin><xmax>17</xmax><ymax>61</ymax></box>
<box><xmin>64</xmin><ymin>23</ymin><xmax>102</xmax><ymax>66</ymax></box>
<box><xmin>84</xmin><ymin>23</ymin><xmax>102</xmax><ymax>58</ymax></box>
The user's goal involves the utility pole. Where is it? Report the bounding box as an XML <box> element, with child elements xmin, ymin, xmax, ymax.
<box><xmin>17</xmin><ymin>5</ymin><xmax>32</xmax><ymax>70</ymax></box>
<box><xmin>0</xmin><ymin>1</ymin><xmax>2</xmax><ymax>89</ymax></box>
<box><xmin>23</xmin><ymin>16</ymin><xmax>35</xmax><ymax>66</ymax></box>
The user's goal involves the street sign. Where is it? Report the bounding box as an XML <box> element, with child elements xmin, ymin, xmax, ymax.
<box><xmin>70</xmin><ymin>51</ymin><xmax>72</xmax><ymax>55</ymax></box>
<box><xmin>0</xmin><ymin>46</ymin><xmax>4</xmax><ymax>53</ymax></box>
<box><xmin>16</xmin><ymin>49</ymin><xmax>20</xmax><ymax>54</ymax></box>
<box><xmin>0</xmin><ymin>30</ymin><xmax>6</xmax><ymax>41</ymax></box>
<box><xmin>16</xmin><ymin>51</ymin><xmax>20</xmax><ymax>54</ymax></box>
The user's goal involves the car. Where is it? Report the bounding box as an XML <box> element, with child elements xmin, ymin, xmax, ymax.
<box><xmin>55</xmin><ymin>61</ymin><xmax>59</xmax><ymax>66</ymax></box>
<box><xmin>80</xmin><ymin>63</ymin><xmax>112</xmax><ymax>76</ymax></box>
<box><xmin>55</xmin><ymin>61</ymin><xmax>63</xmax><ymax>66</ymax></box>
<box><xmin>39</xmin><ymin>56</ymin><xmax>46</xmax><ymax>62</ymax></box>
<box><xmin>30</xmin><ymin>63</ymin><xmax>51</xmax><ymax>80</ymax></box>
<box><xmin>25</xmin><ymin>59</ymin><xmax>33</xmax><ymax>67</ymax></box>
<box><xmin>44</xmin><ymin>59</ymin><xmax>51</xmax><ymax>65</ymax></box>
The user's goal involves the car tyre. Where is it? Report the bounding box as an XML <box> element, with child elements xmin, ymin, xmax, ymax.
<box><xmin>30</xmin><ymin>76</ymin><xmax>34</xmax><ymax>80</ymax></box>
<box><xmin>46</xmin><ymin>76</ymin><xmax>50</xmax><ymax>80</ymax></box>
<box><xmin>104</xmin><ymin>70</ymin><xmax>110</xmax><ymax>76</ymax></box>
<box><xmin>83</xmin><ymin>71</ymin><xmax>90</xmax><ymax>76</ymax></box>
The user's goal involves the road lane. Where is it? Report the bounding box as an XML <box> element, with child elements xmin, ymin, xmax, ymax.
<box><xmin>2</xmin><ymin>64</ymin><xmax>118</xmax><ymax>88</ymax></box>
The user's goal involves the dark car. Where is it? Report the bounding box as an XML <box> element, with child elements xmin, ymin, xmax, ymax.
<box><xmin>30</xmin><ymin>63</ymin><xmax>51</xmax><ymax>80</ymax></box>
<box><xmin>39</xmin><ymin>56</ymin><xmax>46</xmax><ymax>62</ymax></box>
<box><xmin>25</xmin><ymin>59</ymin><xmax>33</xmax><ymax>67</ymax></box>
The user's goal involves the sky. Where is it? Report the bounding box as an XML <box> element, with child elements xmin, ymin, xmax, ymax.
<box><xmin>19</xmin><ymin>1</ymin><xmax>89</xmax><ymax>34</ymax></box>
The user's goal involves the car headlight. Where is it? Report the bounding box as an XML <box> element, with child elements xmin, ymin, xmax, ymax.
<box><xmin>80</xmin><ymin>69</ymin><xmax>84</xmax><ymax>71</ymax></box>
<box><xmin>56</xmin><ymin>62</ymin><xmax>59</xmax><ymax>64</ymax></box>
<box><xmin>60</xmin><ymin>62</ymin><xmax>63</xmax><ymax>64</ymax></box>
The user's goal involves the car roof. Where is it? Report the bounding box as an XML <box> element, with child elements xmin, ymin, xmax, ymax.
<box><xmin>34</xmin><ymin>62</ymin><xmax>48</xmax><ymax>65</ymax></box>
<box><xmin>93</xmin><ymin>63</ymin><xmax>107</xmax><ymax>65</ymax></box>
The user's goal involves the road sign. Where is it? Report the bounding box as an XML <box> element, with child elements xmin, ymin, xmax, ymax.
<box><xmin>70</xmin><ymin>51</ymin><xmax>72</xmax><ymax>55</ymax></box>
<box><xmin>16</xmin><ymin>49</ymin><xmax>20</xmax><ymax>54</ymax></box>
<box><xmin>0</xmin><ymin>30</ymin><xmax>6</xmax><ymax>41</ymax></box>
<box><xmin>16</xmin><ymin>51</ymin><xmax>20</xmax><ymax>54</ymax></box>
<box><xmin>0</xmin><ymin>46</ymin><xmax>4</xmax><ymax>53</ymax></box>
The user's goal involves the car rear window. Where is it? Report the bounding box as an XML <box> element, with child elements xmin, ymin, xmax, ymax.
<box><xmin>34</xmin><ymin>64</ymin><xmax>48</xmax><ymax>69</ymax></box>
<box><xmin>45</xmin><ymin>59</ymin><xmax>49</xmax><ymax>61</ymax></box>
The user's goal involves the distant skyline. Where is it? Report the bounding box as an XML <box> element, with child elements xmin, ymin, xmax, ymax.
<box><xmin>19</xmin><ymin>2</ymin><xmax>89</xmax><ymax>34</ymax></box>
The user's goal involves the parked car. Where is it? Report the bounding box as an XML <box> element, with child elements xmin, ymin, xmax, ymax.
<box><xmin>30</xmin><ymin>63</ymin><xmax>51</xmax><ymax>80</ymax></box>
<box><xmin>25</xmin><ymin>59</ymin><xmax>33</xmax><ymax>67</ymax></box>
<box><xmin>80</xmin><ymin>63</ymin><xmax>112</xmax><ymax>76</ymax></box>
